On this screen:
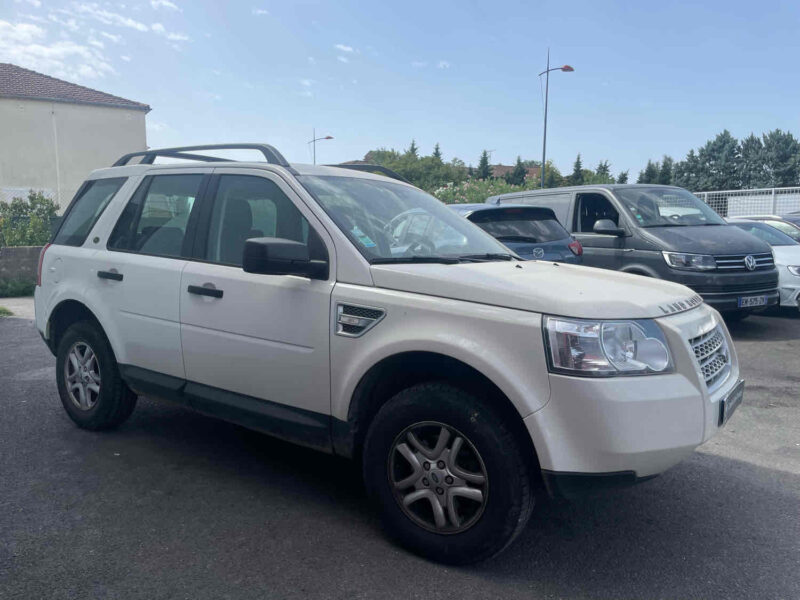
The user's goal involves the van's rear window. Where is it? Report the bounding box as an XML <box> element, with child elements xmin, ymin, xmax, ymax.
<box><xmin>53</xmin><ymin>178</ymin><xmax>127</xmax><ymax>246</ymax></box>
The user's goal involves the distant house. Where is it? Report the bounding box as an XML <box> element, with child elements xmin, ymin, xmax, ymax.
<box><xmin>0</xmin><ymin>63</ymin><xmax>150</xmax><ymax>211</ymax></box>
<box><xmin>490</xmin><ymin>164</ymin><xmax>541</xmax><ymax>181</ymax></box>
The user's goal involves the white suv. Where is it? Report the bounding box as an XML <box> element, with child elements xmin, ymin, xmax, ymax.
<box><xmin>35</xmin><ymin>144</ymin><xmax>744</xmax><ymax>564</ymax></box>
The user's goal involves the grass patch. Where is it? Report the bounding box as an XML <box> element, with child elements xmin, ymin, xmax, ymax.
<box><xmin>0</xmin><ymin>306</ymin><xmax>13</xmax><ymax>317</ymax></box>
<box><xmin>0</xmin><ymin>279</ymin><xmax>35</xmax><ymax>298</ymax></box>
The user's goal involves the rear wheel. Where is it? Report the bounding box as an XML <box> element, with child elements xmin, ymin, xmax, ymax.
<box><xmin>56</xmin><ymin>321</ymin><xmax>137</xmax><ymax>430</ymax></box>
<box><xmin>363</xmin><ymin>382</ymin><xmax>534</xmax><ymax>564</ymax></box>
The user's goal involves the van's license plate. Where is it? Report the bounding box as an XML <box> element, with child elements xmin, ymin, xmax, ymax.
<box><xmin>738</xmin><ymin>295</ymin><xmax>767</xmax><ymax>308</ymax></box>
<box><xmin>719</xmin><ymin>380</ymin><xmax>745</xmax><ymax>426</ymax></box>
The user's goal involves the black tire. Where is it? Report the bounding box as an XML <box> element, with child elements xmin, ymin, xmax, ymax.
<box><xmin>363</xmin><ymin>382</ymin><xmax>534</xmax><ymax>564</ymax></box>
<box><xmin>56</xmin><ymin>320</ymin><xmax>137</xmax><ymax>430</ymax></box>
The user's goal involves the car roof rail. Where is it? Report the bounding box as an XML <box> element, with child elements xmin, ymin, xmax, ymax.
<box><xmin>113</xmin><ymin>143</ymin><xmax>292</xmax><ymax>168</ymax></box>
<box><xmin>328</xmin><ymin>163</ymin><xmax>410</xmax><ymax>184</ymax></box>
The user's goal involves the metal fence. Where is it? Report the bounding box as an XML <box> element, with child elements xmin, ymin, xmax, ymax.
<box><xmin>695</xmin><ymin>186</ymin><xmax>800</xmax><ymax>218</ymax></box>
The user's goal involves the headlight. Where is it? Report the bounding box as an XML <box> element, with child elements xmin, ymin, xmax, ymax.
<box><xmin>544</xmin><ymin>316</ymin><xmax>673</xmax><ymax>376</ymax></box>
<box><xmin>662</xmin><ymin>251</ymin><xmax>716</xmax><ymax>271</ymax></box>
<box><xmin>788</xmin><ymin>266</ymin><xmax>800</xmax><ymax>276</ymax></box>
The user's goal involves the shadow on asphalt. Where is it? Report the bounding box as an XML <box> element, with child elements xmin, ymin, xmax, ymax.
<box><xmin>111</xmin><ymin>400</ymin><xmax>799</xmax><ymax>598</ymax></box>
<box><xmin>725</xmin><ymin>308</ymin><xmax>800</xmax><ymax>341</ymax></box>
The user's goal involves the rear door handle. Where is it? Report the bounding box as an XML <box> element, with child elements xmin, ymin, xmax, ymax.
<box><xmin>187</xmin><ymin>284</ymin><xmax>223</xmax><ymax>299</ymax></box>
<box><xmin>97</xmin><ymin>270</ymin><xmax>123</xmax><ymax>281</ymax></box>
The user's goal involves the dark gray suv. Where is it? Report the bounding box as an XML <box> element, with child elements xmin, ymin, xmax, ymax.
<box><xmin>488</xmin><ymin>184</ymin><xmax>779</xmax><ymax>319</ymax></box>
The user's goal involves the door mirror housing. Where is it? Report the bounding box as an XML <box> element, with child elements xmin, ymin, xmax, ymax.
<box><xmin>242</xmin><ymin>237</ymin><xmax>328</xmax><ymax>279</ymax></box>
<box><xmin>593</xmin><ymin>219</ymin><xmax>625</xmax><ymax>236</ymax></box>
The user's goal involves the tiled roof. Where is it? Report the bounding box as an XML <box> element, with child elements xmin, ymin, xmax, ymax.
<box><xmin>0</xmin><ymin>63</ymin><xmax>150</xmax><ymax>112</ymax></box>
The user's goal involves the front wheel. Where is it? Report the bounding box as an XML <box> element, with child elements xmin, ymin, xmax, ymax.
<box><xmin>363</xmin><ymin>383</ymin><xmax>535</xmax><ymax>564</ymax></box>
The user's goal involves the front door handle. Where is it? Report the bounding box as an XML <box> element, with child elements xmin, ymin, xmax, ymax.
<box><xmin>97</xmin><ymin>270</ymin><xmax>123</xmax><ymax>281</ymax></box>
<box><xmin>187</xmin><ymin>284</ymin><xmax>223</xmax><ymax>299</ymax></box>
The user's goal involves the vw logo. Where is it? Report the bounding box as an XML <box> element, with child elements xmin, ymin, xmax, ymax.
<box><xmin>532</xmin><ymin>247</ymin><xmax>545</xmax><ymax>259</ymax></box>
<box><xmin>744</xmin><ymin>255</ymin><xmax>756</xmax><ymax>271</ymax></box>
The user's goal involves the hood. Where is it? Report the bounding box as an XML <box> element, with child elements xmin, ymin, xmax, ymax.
<box><xmin>371</xmin><ymin>261</ymin><xmax>702</xmax><ymax>319</ymax></box>
<box><xmin>639</xmin><ymin>224</ymin><xmax>772</xmax><ymax>254</ymax></box>
<box><xmin>771</xmin><ymin>245</ymin><xmax>800</xmax><ymax>266</ymax></box>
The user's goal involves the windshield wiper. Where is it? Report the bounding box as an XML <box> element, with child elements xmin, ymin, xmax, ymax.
<box><xmin>371</xmin><ymin>256</ymin><xmax>461</xmax><ymax>265</ymax></box>
<box><xmin>495</xmin><ymin>235</ymin><xmax>540</xmax><ymax>243</ymax></box>
<box><xmin>457</xmin><ymin>253</ymin><xmax>515</xmax><ymax>261</ymax></box>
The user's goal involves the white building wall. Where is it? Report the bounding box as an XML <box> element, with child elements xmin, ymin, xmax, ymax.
<box><xmin>0</xmin><ymin>97</ymin><xmax>147</xmax><ymax>211</ymax></box>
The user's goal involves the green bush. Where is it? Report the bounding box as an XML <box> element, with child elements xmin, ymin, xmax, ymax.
<box><xmin>0</xmin><ymin>190</ymin><xmax>59</xmax><ymax>247</ymax></box>
<box><xmin>431</xmin><ymin>178</ymin><xmax>545</xmax><ymax>205</ymax></box>
<box><xmin>0</xmin><ymin>278</ymin><xmax>35</xmax><ymax>298</ymax></box>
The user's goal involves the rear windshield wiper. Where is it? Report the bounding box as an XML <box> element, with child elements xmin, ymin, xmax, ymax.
<box><xmin>371</xmin><ymin>256</ymin><xmax>461</xmax><ymax>265</ymax></box>
<box><xmin>494</xmin><ymin>235</ymin><xmax>540</xmax><ymax>243</ymax></box>
<box><xmin>457</xmin><ymin>253</ymin><xmax>515</xmax><ymax>261</ymax></box>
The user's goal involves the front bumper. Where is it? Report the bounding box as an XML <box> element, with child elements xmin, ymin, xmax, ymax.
<box><xmin>525</xmin><ymin>304</ymin><xmax>740</xmax><ymax>493</ymax></box>
<box><xmin>668</xmin><ymin>268</ymin><xmax>779</xmax><ymax>313</ymax></box>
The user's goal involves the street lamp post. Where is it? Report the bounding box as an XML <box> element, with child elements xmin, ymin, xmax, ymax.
<box><xmin>539</xmin><ymin>50</ymin><xmax>574</xmax><ymax>188</ymax></box>
<box><xmin>308</xmin><ymin>128</ymin><xmax>334</xmax><ymax>165</ymax></box>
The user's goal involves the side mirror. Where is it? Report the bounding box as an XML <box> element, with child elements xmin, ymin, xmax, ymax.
<box><xmin>242</xmin><ymin>237</ymin><xmax>328</xmax><ymax>279</ymax></box>
<box><xmin>593</xmin><ymin>219</ymin><xmax>625</xmax><ymax>236</ymax></box>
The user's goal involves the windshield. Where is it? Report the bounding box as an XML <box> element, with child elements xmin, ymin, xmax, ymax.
<box><xmin>299</xmin><ymin>175</ymin><xmax>512</xmax><ymax>262</ymax></box>
<box><xmin>762</xmin><ymin>220</ymin><xmax>800</xmax><ymax>242</ymax></box>
<box><xmin>615</xmin><ymin>187</ymin><xmax>726</xmax><ymax>227</ymax></box>
<box><xmin>470</xmin><ymin>211</ymin><xmax>569</xmax><ymax>243</ymax></box>
<box><xmin>732</xmin><ymin>222</ymin><xmax>798</xmax><ymax>246</ymax></box>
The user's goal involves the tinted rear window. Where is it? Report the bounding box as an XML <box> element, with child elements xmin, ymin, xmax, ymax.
<box><xmin>53</xmin><ymin>178</ymin><xmax>126</xmax><ymax>246</ymax></box>
<box><xmin>470</xmin><ymin>211</ymin><xmax>569</xmax><ymax>243</ymax></box>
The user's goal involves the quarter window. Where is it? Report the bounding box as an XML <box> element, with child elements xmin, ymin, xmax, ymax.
<box><xmin>574</xmin><ymin>193</ymin><xmax>620</xmax><ymax>233</ymax></box>
<box><xmin>53</xmin><ymin>178</ymin><xmax>126</xmax><ymax>246</ymax></box>
<box><xmin>205</xmin><ymin>175</ymin><xmax>324</xmax><ymax>267</ymax></box>
<box><xmin>108</xmin><ymin>174</ymin><xmax>203</xmax><ymax>257</ymax></box>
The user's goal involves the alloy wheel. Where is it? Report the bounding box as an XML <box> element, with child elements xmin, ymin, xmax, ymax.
<box><xmin>64</xmin><ymin>341</ymin><xmax>101</xmax><ymax>411</ymax></box>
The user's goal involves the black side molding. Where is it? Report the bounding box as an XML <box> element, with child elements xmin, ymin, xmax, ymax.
<box><xmin>541</xmin><ymin>470</ymin><xmax>658</xmax><ymax>500</ymax></box>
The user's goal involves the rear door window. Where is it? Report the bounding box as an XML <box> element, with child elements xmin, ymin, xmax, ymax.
<box><xmin>52</xmin><ymin>178</ymin><xmax>127</xmax><ymax>246</ymax></box>
<box><xmin>108</xmin><ymin>174</ymin><xmax>204</xmax><ymax>258</ymax></box>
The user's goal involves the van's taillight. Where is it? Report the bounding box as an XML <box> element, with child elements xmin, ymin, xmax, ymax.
<box><xmin>568</xmin><ymin>239</ymin><xmax>583</xmax><ymax>256</ymax></box>
<box><xmin>36</xmin><ymin>243</ymin><xmax>51</xmax><ymax>286</ymax></box>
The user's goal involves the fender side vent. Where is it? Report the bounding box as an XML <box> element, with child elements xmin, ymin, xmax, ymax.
<box><xmin>336</xmin><ymin>303</ymin><xmax>385</xmax><ymax>337</ymax></box>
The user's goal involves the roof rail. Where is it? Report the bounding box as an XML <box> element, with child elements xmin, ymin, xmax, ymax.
<box><xmin>113</xmin><ymin>143</ymin><xmax>292</xmax><ymax>168</ymax></box>
<box><xmin>329</xmin><ymin>163</ymin><xmax>410</xmax><ymax>184</ymax></box>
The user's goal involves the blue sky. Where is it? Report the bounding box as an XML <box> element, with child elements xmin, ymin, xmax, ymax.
<box><xmin>2</xmin><ymin>0</ymin><xmax>799</xmax><ymax>176</ymax></box>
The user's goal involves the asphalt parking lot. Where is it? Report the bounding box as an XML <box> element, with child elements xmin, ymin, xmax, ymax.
<box><xmin>1</xmin><ymin>308</ymin><xmax>799</xmax><ymax>600</ymax></box>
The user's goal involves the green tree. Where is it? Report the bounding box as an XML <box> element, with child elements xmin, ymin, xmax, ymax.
<box><xmin>542</xmin><ymin>160</ymin><xmax>563</xmax><ymax>188</ymax></box>
<box><xmin>616</xmin><ymin>170</ymin><xmax>629</xmax><ymax>184</ymax></box>
<box><xmin>738</xmin><ymin>134</ymin><xmax>766</xmax><ymax>189</ymax></box>
<box><xmin>673</xmin><ymin>149</ymin><xmax>702</xmax><ymax>190</ymax></box>
<box><xmin>657</xmin><ymin>156</ymin><xmax>674</xmax><ymax>185</ymax></box>
<box><xmin>761</xmin><ymin>129</ymin><xmax>800</xmax><ymax>187</ymax></box>
<box><xmin>505</xmin><ymin>156</ymin><xmax>528</xmax><ymax>185</ymax></box>
<box><xmin>432</xmin><ymin>143</ymin><xmax>443</xmax><ymax>162</ymax></box>
<box><xmin>638</xmin><ymin>160</ymin><xmax>659</xmax><ymax>184</ymax></box>
<box><xmin>695</xmin><ymin>130</ymin><xmax>740</xmax><ymax>191</ymax></box>
<box><xmin>0</xmin><ymin>190</ymin><xmax>58</xmax><ymax>247</ymax></box>
<box><xmin>476</xmin><ymin>150</ymin><xmax>492</xmax><ymax>180</ymax></box>
<box><xmin>569</xmin><ymin>153</ymin><xmax>584</xmax><ymax>186</ymax></box>
<box><xmin>595</xmin><ymin>160</ymin><xmax>611</xmax><ymax>179</ymax></box>
<box><xmin>405</xmin><ymin>139</ymin><xmax>419</xmax><ymax>158</ymax></box>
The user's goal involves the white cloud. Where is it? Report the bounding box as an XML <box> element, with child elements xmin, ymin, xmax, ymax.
<box><xmin>120</xmin><ymin>54</ymin><xmax>131</xmax><ymax>61</ymax></box>
<box><xmin>212</xmin><ymin>69</ymin><xmax>221</xmax><ymax>76</ymax></box>
<box><xmin>100</xmin><ymin>31</ymin><xmax>122</xmax><ymax>43</ymax></box>
<box><xmin>73</xmin><ymin>3</ymin><xmax>149</xmax><ymax>32</ymax></box>
<box><xmin>299</xmin><ymin>90</ymin><xmax>313</xmax><ymax>98</ymax></box>
<box><xmin>147</xmin><ymin>121</ymin><xmax>169</xmax><ymax>132</ymax></box>
<box><xmin>411</xmin><ymin>61</ymin><xmax>427</xmax><ymax>68</ymax></box>
<box><xmin>88</xmin><ymin>38</ymin><xmax>104</xmax><ymax>48</ymax></box>
<box><xmin>151</xmin><ymin>22</ymin><xmax>189</xmax><ymax>41</ymax></box>
<box><xmin>47</xmin><ymin>13</ymin><xmax>80</xmax><ymax>32</ymax></box>
<box><xmin>334</xmin><ymin>43</ymin><xmax>353</xmax><ymax>53</ymax></box>
<box><xmin>299</xmin><ymin>78</ymin><xmax>313</xmax><ymax>87</ymax></box>
<box><xmin>150</xmin><ymin>0</ymin><xmax>180</xmax><ymax>11</ymax></box>
<box><xmin>0</xmin><ymin>19</ymin><xmax>115</xmax><ymax>81</ymax></box>
<box><xmin>307</xmin><ymin>56</ymin><xmax>315</xmax><ymax>65</ymax></box>
<box><xmin>14</xmin><ymin>0</ymin><xmax>42</xmax><ymax>7</ymax></box>
<box><xmin>252</xmin><ymin>8</ymin><xmax>269</xmax><ymax>15</ymax></box>
<box><xmin>337</xmin><ymin>55</ymin><xmax>348</xmax><ymax>63</ymax></box>
<box><xmin>437</xmin><ymin>60</ymin><xmax>450</xmax><ymax>69</ymax></box>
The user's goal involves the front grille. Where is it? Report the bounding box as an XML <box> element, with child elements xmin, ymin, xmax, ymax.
<box><xmin>713</xmin><ymin>253</ymin><xmax>774</xmax><ymax>271</ymax></box>
<box><xmin>689</xmin><ymin>326</ymin><xmax>731</xmax><ymax>390</ymax></box>
<box><xmin>692</xmin><ymin>283</ymin><xmax>777</xmax><ymax>296</ymax></box>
